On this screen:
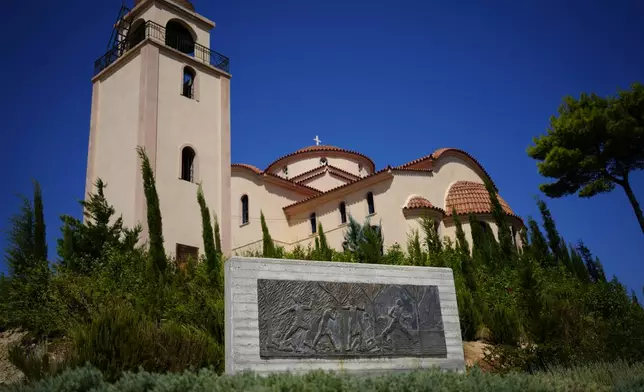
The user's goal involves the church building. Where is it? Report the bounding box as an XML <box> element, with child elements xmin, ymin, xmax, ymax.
<box><xmin>85</xmin><ymin>0</ymin><xmax>523</xmax><ymax>261</ymax></box>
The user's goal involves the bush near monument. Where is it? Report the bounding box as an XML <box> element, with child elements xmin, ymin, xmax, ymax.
<box><xmin>0</xmin><ymin>146</ymin><xmax>643</xmax><ymax>386</ymax></box>
<box><xmin>2</xmin><ymin>362</ymin><xmax>644</xmax><ymax>392</ymax></box>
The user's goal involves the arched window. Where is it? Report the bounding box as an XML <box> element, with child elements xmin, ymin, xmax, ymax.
<box><xmin>165</xmin><ymin>20</ymin><xmax>195</xmax><ymax>55</ymax></box>
<box><xmin>366</xmin><ymin>192</ymin><xmax>375</xmax><ymax>215</ymax></box>
<box><xmin>182</xmin><ymin>67</ymin><xmax>196</xmax><ymax>99</ymax></box>
<box><xmin>339</xmin><ymin>202</ymin><xmax>347</xmax><ymax>224</ymax></box>
<box><xmin>241</xmin><ymin>195</ymin><xmax>249</xmax><ymax>225</ymax></box>
<box><xmin>310</xmin><ymin>213</ymin><xmax>317</xmax><ymax>234</ymax></box>
<box><xmin>180</xmin><ymin>146</ymin><xmax>195</xmax><ymax>182</ymax></box>
<box><xmin>320</xmin><ymin>157</ymin><xmax>328</xmax><ymax>166</ymax></box>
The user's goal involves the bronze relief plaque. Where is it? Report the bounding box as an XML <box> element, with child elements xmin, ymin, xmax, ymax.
<box><xmin>257</xmin><ymin>279</ymin><xmax>447</xmax><ymax>359</ymax></box>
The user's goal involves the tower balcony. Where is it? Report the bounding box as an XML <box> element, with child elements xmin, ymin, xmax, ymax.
<box><xmin>93</xmin><ymin>20</ymin><xmax>230</xmax><ymax>77</ymax></box>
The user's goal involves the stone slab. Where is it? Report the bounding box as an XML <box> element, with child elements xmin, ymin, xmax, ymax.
<box><xmin>225</xmin><ymin>257</ymin><xmax>465</xmax><ymax>375</ymax></box>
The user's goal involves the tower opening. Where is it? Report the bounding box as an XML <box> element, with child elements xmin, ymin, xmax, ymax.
<box><xmin>127</xmin><ymin>19</ymin><xmax>146</xmax><ymax>49</ymax></box>
<box><xmin>182</xmin><ymin>67</ymin><xmax>196</xmax><ymax>99</ymax></box>
<box><xmin>181</xmin><ymin>146</ymin><xmax>196</xmax><ymax>182</ymax></box>
<box><xmin>165</xmin><ymin>20</ymin><xmax>195</xmax><ymax>55</ymax></box>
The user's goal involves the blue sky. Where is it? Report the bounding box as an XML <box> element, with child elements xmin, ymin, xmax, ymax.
<box><xmin>1</xmin><ymin>0</ymin><xmax>642</xmax><ymax>296</ymax></box>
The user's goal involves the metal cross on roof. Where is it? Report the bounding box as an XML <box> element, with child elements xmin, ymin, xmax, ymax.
<box><xmin>313</xmin><ymin>135</ymin><xmax>321</xmax><ymax>146</ymax></box>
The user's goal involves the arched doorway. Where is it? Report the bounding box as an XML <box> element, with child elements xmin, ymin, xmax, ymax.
<box><xmin>165</xmin><ymin>19</ymin><xmax>195</xmax><ymax>55</ymax></box>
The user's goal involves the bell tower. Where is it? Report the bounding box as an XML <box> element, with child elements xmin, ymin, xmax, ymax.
<box><xmin>85</xmin><ymin>0</ymin><xmax>232</xmax><ymax>257</ymax></box>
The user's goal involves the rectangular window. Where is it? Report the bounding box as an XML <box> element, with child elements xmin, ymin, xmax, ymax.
<box><xmin>310</xmin><ymin>213</ymin><xmax>317</xmax><ymax>234</ymax></box>
<box><xmin>176</xmin><ymin>243</ymin><xmax>199</xmax><ymax>266</ymax></box>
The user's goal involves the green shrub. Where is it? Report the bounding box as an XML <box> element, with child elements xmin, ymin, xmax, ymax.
<box><xmin>9</xmin><ymin>363</ymin><xmax>642</xmax><ymax>392</ymax></box>
<box><xmin>68</xmin><ymin>306</ymin><xmax>222</xmax><ymax>381</ymax></box>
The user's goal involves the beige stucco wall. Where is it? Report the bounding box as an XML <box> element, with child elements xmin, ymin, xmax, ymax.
<box><xmin>154</xmin><ymin>48</ymin><xmax>229</xmax><ymax>257</ymax></box>
<box><xmin>299</xmin><ymin>172</ymin><xmax>348</xmax><ymax>191</ymax></box>
<box><xmin>231</xmin><ymin>171</ymin><xmax>306</xmax><ymax>252</ymax></box>
<box><xmin>274</xmin><ymin>155</ymin><xmax>522</xmax><ymax>254</ymax></box>
<box><xmin>88</xmin><ymin>53</ymin><xmax>143</xmax><ymax>230</ymax></box>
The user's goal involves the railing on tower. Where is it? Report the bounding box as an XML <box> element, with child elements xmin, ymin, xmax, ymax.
<box><xmin>94</xmin><ymin>21</ymin><xmax>230</xmax><ymax>76</ymax></box>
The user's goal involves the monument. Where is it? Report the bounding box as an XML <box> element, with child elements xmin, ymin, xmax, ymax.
<box><xmin>225</xmin><ymin>257</ymin><xmax>465</xmax><ymax>374</ymax></box>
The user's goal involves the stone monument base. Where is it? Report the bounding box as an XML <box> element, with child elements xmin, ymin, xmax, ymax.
<box><xmin>225</xmin><ymin>257</ymin><xmax>465</xmax><ymax>375</ymax></box>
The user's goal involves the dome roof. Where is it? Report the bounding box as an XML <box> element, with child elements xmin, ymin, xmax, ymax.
<box><xmin>445</xmin><ymin>181</ymin><xmax>516</xmax><ymax>217</ymax></box>
<box><xmin>404</xmin><ymin>196</ymin><xmax>444</xmax><ymax>213</ymax></box>
<box><xmin>265</xmin><ymin>145</ymin><xmax>376</xmax><ymax>173</ymax></box>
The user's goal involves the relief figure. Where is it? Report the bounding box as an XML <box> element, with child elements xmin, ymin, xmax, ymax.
<box><xmin>280</xmin><ymin>296</ymin><xmax>313</xmax><ymax>344</ymax></box>
<box><xmin>378</xmin><ymin>298</ymin><xmax>417</xmax><ymax>343</ymax></box>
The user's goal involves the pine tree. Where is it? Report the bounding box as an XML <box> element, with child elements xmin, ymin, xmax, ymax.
<box><xmin>485</xmin><ymin>180</ymin><xmax>513</xmax><ymax>257</ymax></box>
<box><xmin>260</xmin><ymin>211</ymin><xmax>276</xmax><ymax>258</ymax></box>
<box><xmin>197</xmin><ymin>184</ymin><xmax>219</xmax><ymax>280</ymax></box>
<box><xmin>57</xmin><ymin>180</ymin><xmax>141</xmax><ymax>273</ymax></box>
<box><xmin>137</xmin><ymin>147</ymin><xmax>166</xmax><ymax>277</ymax></box>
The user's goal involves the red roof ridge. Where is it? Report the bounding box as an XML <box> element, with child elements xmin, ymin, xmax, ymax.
<box><xmin>397</xmin><ymin>148</ymin><xmax>497</xmax><ymax>191</ymax></box>
<box><xmin>265</xmin><ymin>145</ymin><xmax>376</xmax><ymax>174</ymax></box>
<box><xmin>231</xmin><ymin>163</ymin><xmax>263</xmax><ymax>174</ymax></box>
<box><xmin>232</xmin><ymin>163</ymin><xmax>322</xmax><ymax>194</ymax></box>
<box><xmin>290</xmin><ymin>164</ymin><xmax>360</xmax><ymax>183</ymax></box>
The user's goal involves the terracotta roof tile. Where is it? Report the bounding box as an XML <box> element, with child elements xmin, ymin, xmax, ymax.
<box><xmin>405</xmin><ymin>196</ymin><xmax>435</xmax><ymax>209</ymax></box>
<box><xmin>445</xmin><ymin>181</ymin><xmax>517</xmax><ymax>217</ymax></box>
<box><xmin>265</xmin><ymin>145</ymin><xmax>376</xmax><ymax>174</ymax></box>
<box><xmin>398</xmin><ymin>148</ymin><xmax>497</xmax><ymax>191</ymax></box>
<box><xmin>231</xmin><ymin>163</ymin><xmax>262</xmax><ymax>174</ymax></box>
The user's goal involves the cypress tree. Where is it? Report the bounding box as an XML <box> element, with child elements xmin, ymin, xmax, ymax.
<box><xmin>260</xmin><ymin>211</ymin><xmax>276</xmax><ymax>258</ymax></box>
<box><xmin>577</xmin><ymin>240</ymin><xmax>606</xmax><ymax>283</ymax></box>
<box><xmin>569</xmin><ymin>244</ymin><xmax>589</xmax><ymax>282</ymax></box>
<box><xmin>213</xmin><ymin>213</ymin><xmax>222</xmax><ymax>258</ymax></box>
<box><xmin>420</xmin><ymin>215</ymin><xmax>442</xmax><ymax>256</ymax></box>
<box><xmin>317</xmin><ymin>223</ymin><xmax>333</xmax><ymax>261</ymax></box>
<box><xmin>485</xmin><ymin>180</ymin><xmax>513</xmax><ymax>257</ymax></box>
<box><xmin>406</xmin><ymin>229</ymin><xmax>424</xmax><ymax>266</ymax></box>
<box><xmin>527</xmin><ymin>217</ymin><xmax>551</xmax><ymax>267</ymax></box>
<box><xmin>631</xmin><ymin>290</ymin><xmax>640</xmax><ymax>306</ymax></box>
<box><xmin>537</xmin><ymin>199</ymin><xmax>565</xmax><ymax>263</ymax></box>
<box><xmin>137</xmin><ymin>146</ymin><xmax>166</xmax><ymax>276</ymax></box>
<box><xmin>32</xmin><ymin>181</ymin><xmax>47</xmax><ymax>263</ymax></box>
<box><xmin>197</xmin><ymin>184</ymin><xmax>219</xmax><ymax>280</ymax></box>
<box><xmin>452</xmin><ymin>209</ymin><xmax>470</xmax><ymax>256</ymax></box>
<box><xmin>61</xmin><ymin>221</ymin><xmax>75</xmax><ymax>267</ymax></box>
<box><xmin>6</xmin><ymin>197</ymin><xmax>35</xmax><ymax>278</ymax></box>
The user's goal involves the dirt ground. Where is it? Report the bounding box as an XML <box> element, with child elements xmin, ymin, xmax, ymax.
<box><xmin>463</xmin><ymin>340</ymin><xmax>493</xmax><ymax>371</ymax></box>
<box><xmin>0</xmin><ymin>330</ymin><xmax>26</xmax><ymax>385</ymax></box>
